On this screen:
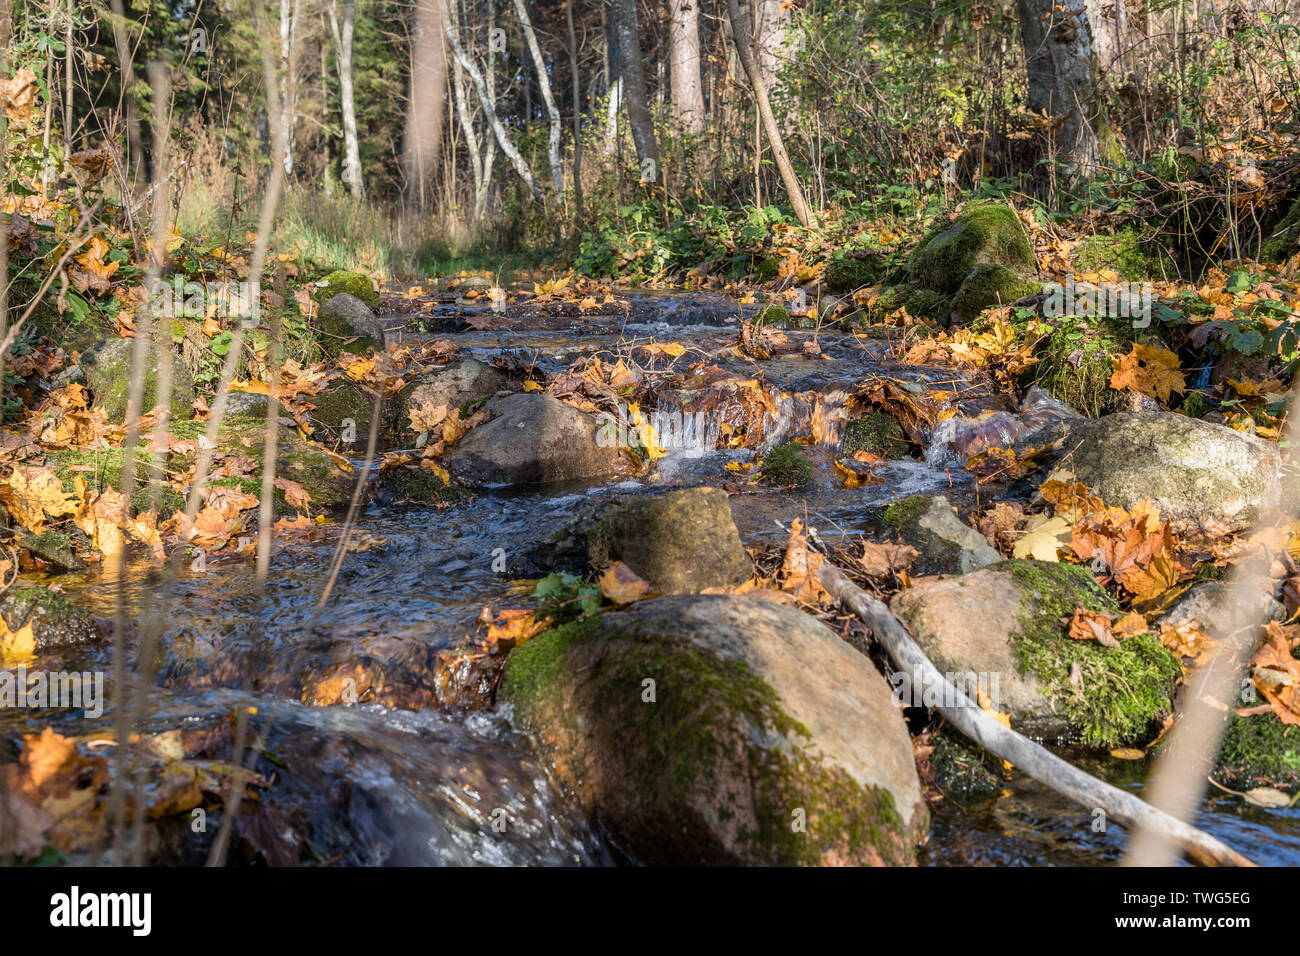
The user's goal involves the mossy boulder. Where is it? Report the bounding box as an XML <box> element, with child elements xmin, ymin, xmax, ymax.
<box><xmin>1045</xmin><ymin>412</ymin><xmax>1281</xmax><ymax>532</ymax></box>
<box><xmin>880</xmin><ymin>200</ymin><xmax>1038</xmax><ymax>326</ymax></box>
<box><xmin>891</xmin><ymin>560</ymin><xmax>1181</xmax><ymax>747</ymax></box>
<box><xmin>500</xmin><ymin>594</ymin><xmax>927</xmax><ymax>865</ymax></box>
<box><xmin>882</xmin><ymin>494</ymin><xmax>1001</xmax><ymax>575</ymax></box>
<box><xmin>823</xmin><ymin>250</ymin><xmax>889</xmax><ymax>294</ymax></box>
<box><xmin>838</xmin><ymin>411</ymin><xmax>905</xmax><ymax>460</ymax></box>
<box><xmin>0</xmin><ymin>587</ymin><xmax>100</xmax><ymax>650</ymax></box>
<box><xmin>81</xmin><ymin>337</ymin><xmax>196</xmax><ymax>424</ymax></box>
<box><xmin>1075</xmin><ymin>227</ymin><xmax>1176</xmax><ymax>281</ymax></box>
<box><xmin>947</xmin><ymin>263</ymin><xmax>1041</xmax><ymax>325</ymax></box>
<box><xmin>382</xmin><ymin>466</ymin><xmax>471</xmax><ymax>506</ymax></box>
<box><xmin>309</xmin><ymin>378</ymin><xmax>384</xmax><ymax>452</ymax></box>
<box><xmin>316</xmin><ymin>293</ymin><xmax>386</xmax><ymax>357</ymax></box>
<box><xmin>760</xmin><ymin>443</ymin><xmax>815</xmax><ymax>490</ymax></box>
<box><xmin>753</xmin><ymin>304</ymin><xmax>792</xmax><ymax>328</ymax></box>
<box><xmin>316</xmin><ymin>270</ymin><xmax>380</xmax><ymax>309</ymax></box>
<box><xmin>586</xmin><ymin>487</ymin><xmax>752</xmax><ymax>594</ymax></box>
<box><xmin>215</xmin><ymin>422</ymin><xmax>359</xmax><ymax>511</ymax></box>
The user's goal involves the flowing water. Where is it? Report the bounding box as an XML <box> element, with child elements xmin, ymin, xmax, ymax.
<box><xmin>6</xmin><ymin>289</ymin><xmax>1299</xmax><ymax>866</ymax></box>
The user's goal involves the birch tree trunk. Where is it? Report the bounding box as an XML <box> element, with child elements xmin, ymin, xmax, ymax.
<box><xmin>754</xmin><ymin>0</ymin><xmax>789</xmax><ymax>95</ymax></box>
<box><xmin>724</xmin><ymin>0</ymin><xmax>811</xmax><ymax>226</ymax></box>
<box><xmin>279</xmin><ymin>0</ymin><xmax>302</xmax><ymax>178</ymax></box>
<box><xmin>327</xmin><ymin>0</ymin><xmax>364</xmax><ymax>199</ymax></box>
<box><xmin>512</xmin><ymin>0</ymin><xmax>564</xmax><ymax>194</ymax></box>
<box><xmin>445</xmin><ymin>0</ymin><xmax>541</xmax><ymax>199</ymax></box>
<box><xmin>566</xmin><ymin>0</ymin><xmax>584</xmax><ymax>218</ymax></box>
<box><xmin>668</xmin><ymin>0</ymin><xmax>705</xmax><ymax>134</ymax></box>
<box><xmin>611</xmin><ymin>0</ymin><xmax>659</xmax><ymax>180</ymax></box>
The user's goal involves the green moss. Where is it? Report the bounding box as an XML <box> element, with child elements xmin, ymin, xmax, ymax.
<box><xmin>1076</xmin><ymin>227</ymin><xmax>1175</xmax><ymax>281</ymax></box>
<box><xmin>384</xmin><ymin>466</ymin><xmax>470</xmax><ymax>505</ymax></box>
<box><xmin>754</xmin><ymin>305</ymin><xmax>792</xmax><ymax>328</ymax></box>
<box><xmin>883</xmin><ymin>494</ymin><xmax>929</xmax><ymax>533</ymax></box>
<box><xmin>823</xmin><ymin>251</ymin><xmax>887</xmax><ymax>294</ymax></box>
<box><xmin>902</xmin><ymin>286</ymin><xmax>950</xmax><ymax>318</ymax></box>
<box><xmin>502</xmin><ymin>618</ymin><xmax>911</xmax><ymax>865</ymax></box>
<box><xmin>761</xmin><ymin>443</ymin><xmax>815</xmax><ymax>490</ymax></box>
<box><xmin>317</xmin><ymin>269</ymin><xmax>380</xmax><ymax>308</ymax></box>
<box><xmin>948</xmin><ymin>263</ymin><xmax>1041</xmax><ymax>325</ymax></box>
<box><xmin>929</xmin><ymin>727</ymin><xmax>1002</xmax><ymax>798</ymax></box>
<box><xmin>0</xmin><ymin>587</ymin><xmax>83</xmax><ymax>626</ymax></box>
<box><xmin>839</xmin><ymin>412</ymin><xmax>905</xmax><ymax>459</ymax></box>
<box><xmin>908</xmin><ymin>200</ymin><xmax>1035</xmax><ymax>295</ymax></box>
<box><xmin>1262</xmin><ymin>197</ymin><xmax>1300</xmax><ymax>264</ymax></box>
<box><xmin>1215</xmin><ymin>712</ymin><xmax>1300</xmax><ymax>792</ymax></box>
<box><xmin>1037</xmin><ymin>315</ymin><xmax>1130</xmax><ymax>416</ymax></box>
<box><xmin>1002</xmin><ymin>559</ymin><xmax>1181</xmax><ymax>747</ymax></box>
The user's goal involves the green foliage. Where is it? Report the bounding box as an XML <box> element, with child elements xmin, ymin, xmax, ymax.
<box><xmin>761</xmin><ymin>444</ymin><xmax>815</xmax><ymax>490</ymax></box>
<box><xmin>533</xmin><ymin>572</ymin><xmax>602</xmax><ymax>622</ymax></box>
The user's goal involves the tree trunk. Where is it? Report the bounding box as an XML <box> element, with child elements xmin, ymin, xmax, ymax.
<box><xmin>724</xmin><ymin>0</ymin><xmax>811</xmax><ymax>227</ymax></box>
<box><xmin>445</xmin><ymin>0</ymin><xmax>541</xmax><ymax>199</ymax></box>
<box><xmin>512</xmin><ymin>0</ymin><xmax>564</xmax><ymax>194</ymax></box>
<box><xmin>610</xmin><ymin>0</ymin><xmax>659</xmax><ymax>180</ymax></box>
<box><xmin>1017</xmin><ymin>0</ymin><xmax>1117</xmax><ymax>177</ymax></box>
<box><xmin>566</xmin><ymin>0</ymin><xmax>584</xmax><ymax>219</ymax></box>
<box><xmin>668</xmin><ymin>0</ymin><xmax>705</xmax><ymax>134</ymax></box>
<box><xmin>1084</xmin><ymin>0</ymin><xmax>1126</xmax><ymax>79</ymax></box>
<box><xmin>279</xmin><ymin>0</ymin><xmax>303</xmax><ymax>178</ymax></box>
<box><xmin>754</xmin><ymin>0</ymin><xmax>789</xmax><ymax>92</ymax></box>
<box><xmin>0</xmin><ymin>0</ymin><xmax>12</xmax><ymax>50</ymax></box>
<box><xmin>405</xmin><ymin>0</ymin><xmax>449</xmax><ymax>209</ymax></box>
<box><xmin>327</xmin><ymin>0</ymin><xmax>365</xmax><ymax>199</ymax></box>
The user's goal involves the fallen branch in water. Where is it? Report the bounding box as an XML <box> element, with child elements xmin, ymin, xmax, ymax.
<box><xmin>818</xmin><ymin>563</ymin><xmax>1255</xmax><ymax>868</ymax></box>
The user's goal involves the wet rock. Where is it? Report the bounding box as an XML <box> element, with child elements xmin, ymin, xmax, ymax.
<box><xmin>218</xmin><ymin>423</ymin><xmax>359</xmax><ymax>510</ymax></box>
<box><xmin>877</xmin><ymin>200</ymin><xmax>1038</xmax><ymax>326</ymax></box>
<box><xmin>586</xmin><ymin>487</ymin><xmax>751</xmax><ymax>593</ymax></box>
<box><xmin>81</xmin><ymin>337</ymin><xmax>195</xmax><ymax>423</ymax></box>
<box><xmin>500</xmin><ymin>594</ymin><xmax>926</xmax><ymax>865</ymax></box>
<box><xmin>17</xmin><ymin>530</ymin><xmax>85</xmax><ymax>572</ymax></box>
<box><xmin>891</xmin><ymin>560</ymin><xmax>1181</xmax><ymax>746</ymax></box>
<box><xmin>882</xmin><ymin>494</ymin><xmax>1001</xmax><ymax>575</ymax></box>
<box><xmin>308</xmin><ymin>378</ymin><xmax>384</xmax><ymax>450</ymax></box>
<box><xmin>392</xmin><ymin>358</ymin><xmax>510</xmax><ymax>439</ymax></box>
<box><xmin>1045</xmin><ymin>412</ymin><xmax>1281</xmax><ymax>531</ymax></box>
<box><xmin>316</xmin><ymin>269</ymin><xmax>380</xmax><ymax>308</ymax></box>
<box><xmin>317</xmin><ymin>293</ymin><xmax>386</xmax><ymax>356</ymax></box>
<box><xmin>0</xmin><ymin>587</ymin><xmax>101</xmax><ymax>649</ymax></box>
<box><xmin>927</xmin><ymin>386</ymin><xmax>1080</xmax><ymax>468</ymax></box>
<box><xmin>443</xmin><ymin>393</ymin><xmax>629</xmax><ymax>486</ymax></box>
<box><xmin>1159</xmin><ymin>581</ymin><xmax>1285</xmax><ymax>643</ymax></box>
<box><xmin>224</xmin><ymin>391</ymin><xmax>270</xmax><ymax>418</ymax></box>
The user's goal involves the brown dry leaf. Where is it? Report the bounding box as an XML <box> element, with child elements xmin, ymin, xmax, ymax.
<box><xmin>780</xmin><ymin>518</ymin><xmax>829</xmax><ymax>606</ymax></box>
<box><xmin>1109</xmin><ymin>343</ymin><xmax>1186</xmax><ymax>405</ymax></box>
<box><xmin>597</xmin><ymin>562</ymin><xmax>654</xmax><ymax>605</ymax></box>
<box><xmin>0</xmin><ymin>465</ymin><xmax>79</xmax><ymax>532</ymax></box>
<box><xmin>407</xmin><ymin>400</ymin><xmax>448</xmax><ymax>435</ymax></box>
<box><xmin>0</xmin><ymin>67</ymin><xmax>39</xmax><ymax>123</ymax></box>
<box><xmin>1161</xmin><ymin>619</ymin><xmax>1212</xmax><ymax>664</ymax></box>
<box><xmin>274</xmin><ymin>477</ymin><xmax>312</xmax><ymax>513</ymax></box>
<box><xmin>1249</xmin><ymin>621</ymin><xmax>1300</xmax><ymax>726</ymax></box>
<box><xmin>858</xmin><ymin>539</ymin><xmax>920</xmax><ymax>577</ymax></box>
<box><xmin>1110</xmin><ymin>748</ymin><xmax>1147</xmax><ymax>760</ymax></box>
<box><xmin>975</xmin><ymin>501</ymin><xmax>1026</xmax><ymax>551</ymax></box>
<box><xmin>201</xmin><ymin>485</ymin><xmax>260</xmax><ymax>519</ymax></box>
<box><xmin>477</xmin><ymin>607</ymin><xmax>548</xmax><ymax>653</ymax></box>
<box><xmin>1067</xmin><ymin>607</ymin><xmax>1121</xmax><ymax>647</ymax></box>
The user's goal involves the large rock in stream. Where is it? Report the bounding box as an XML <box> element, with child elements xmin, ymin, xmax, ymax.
<box><xmin>317</xmin><ymin>293</ymin><xmax>386</xmax><ymax>356</ymax></box>
<box><xmin>1045</xmin><ymin>412</ymin><xmax>1281</xmax><ymax>532</ymax></box>
<box><xmin>81</xmin><ymin>337</ymin><xmax>195</xmax><ymax>423</ymax></box>
<box><xmin>443</xmin><ymin>393</ymin><xmax>629</xmax><ymax>486</ymax></box>
<box><xmin>0</xmin><ymin>587</ymin><xmax>100</xmax><ymax>649</ymax></box>
<box><xmin>891</xmin><ymin>560</ymin><xmax>1181</xmax><ymax>747</ymax></box>
<box><xmin>500</xmin><ymin>595</ymin><xmax>927</xmax><ymax>865</ymax></box>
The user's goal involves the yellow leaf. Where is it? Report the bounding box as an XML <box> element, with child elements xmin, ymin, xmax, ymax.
<box><xmin>0</xmin><ymin>621</ymin><xmax>36</xmax><ymax>665</ymax></box>
<box><xmin>597</xmin><ymin>562</ymin><xmax>654</xmax><ymax>605</ymax></box>
<box><xmin>522</xmin><ymin>380</ymin><xmax>543</xmax><ymax>392</ymax></box>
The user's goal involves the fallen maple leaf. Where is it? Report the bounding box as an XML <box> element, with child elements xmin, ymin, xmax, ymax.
<box><xmin>1110</xmin><ymin>343</ymin><xmax>1185</xmax><ymax>405</ymax></box>
<box><xmin>859</xmin><ymin>539</ymin><xmax>920</xmax><ymax>577</ymax></box>
<box><xmin>597</xmin><ymin>562</ymin><xmax>654</xmax><ymax>605</ymax></box>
